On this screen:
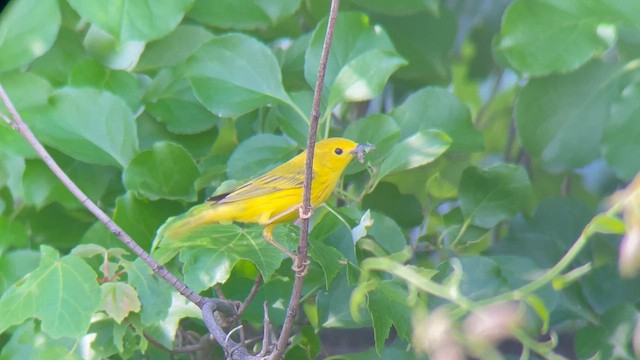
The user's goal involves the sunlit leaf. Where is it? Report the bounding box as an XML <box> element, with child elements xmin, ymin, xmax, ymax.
<box><xmin>187</xmin><ymin>34</ymin><xmax>293</xmax><ymax>118</ymax></box>
<box><xmin>67</xmin><ymin>0</ymin><xmax>194</xmax><ymax>42</ymax></box>
<box><xmin>0</xmin><ymin>246</ymin><xmax>100</xmax><ymax>338</ymax></box>
<box><xmin>0</xmin><ymin>0</ymin><xmax>60</xmax><ymax>71</ymax></box>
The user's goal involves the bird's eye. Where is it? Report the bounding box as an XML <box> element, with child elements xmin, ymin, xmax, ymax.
<box><xmin>334</xmin><ymin>147</ymin><xmax>343</xmax><ymax>155</ymax></box>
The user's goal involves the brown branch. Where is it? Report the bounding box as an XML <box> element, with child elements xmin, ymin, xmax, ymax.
<box><xmin>0</xmin><ymin>84</ymin><xmax>204</xmax><ymax>307</ymax></box>
<box><xmin>144</xmin><ymin>331</ymin><xmax>213</xmax><ymax>354</ymax></box>
<box><xmin>237</xmin><ymin>273</ymin><xmax>263</xmax><ymax>319</ymax></box>
<box><xmin>258</xmin><ymin>301</ymin><xmax>272</xmax><ymax>357</ymax></box>
<box><xmin>0</xmin><ymin>85</ymin><xmax>260</xmax><ymax>359</ymax></box>
<box><xmin>269</xmin><ymin>0</ymin><xmax>341</xmax><ymax>358</ymax></box>
<box><xmin>202</xmin><ymin>299</ymin><xmax>258</xmax><ymax>359</ymax></box>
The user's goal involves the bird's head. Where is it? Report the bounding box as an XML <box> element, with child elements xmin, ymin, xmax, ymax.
<box><xmin>311</xmin><ymin>138</ymin><xmax>375</xmax><ymax>174</ymax></box>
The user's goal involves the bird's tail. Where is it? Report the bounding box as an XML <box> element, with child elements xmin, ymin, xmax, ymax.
<box><xmin>152</xmin><ymin>203</ymin><xmax>233</xmax><ymax>250</ymax></box>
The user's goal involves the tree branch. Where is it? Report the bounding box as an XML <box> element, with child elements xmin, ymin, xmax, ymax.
<box><xmin>0</xmin><ymin>85</ymin><xmax>260</xmax><ymax>359</ymax></box>
<box><xmin>0</xmin><ymin>84</ymin><xmax>205</xmax><ymax>307</ymax></box>
<box><xmin>237</xmin><ymin>273</ymin><xmax>263</xmax><ymax>319</ymax></box>
<box><xmin>269</xmin><ymin>0</ymin><xmax>341</xmax><ymax>358</ymax></box>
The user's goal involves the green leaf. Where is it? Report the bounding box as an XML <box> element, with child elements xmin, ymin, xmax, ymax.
<box><xmin>368</xmin><ymin>212</ymin><xmax>407</xmax><ymax>254</ymax></box>
<box><xmin>391</xmin><ymin>86</ymin><xmax>482</xmax><ymax>152</ymax></box>
<box><xmin>221</xmin><ymin>274</ymin><xmax>292</xmax><ymax>325</ymax></box>
<box><xmin>581</xmin><ymin>259</ymin><xmax>640</xmax><ymax>314</ymax></box>
<box><xmin>317</xmin><ymin>272</ymin><xmax>364</xmax><ymax>328</ymax></box>
<box><xmin>113</xmin><ymin>193</ymin><xmax>186</xmax><ymax>250</ymax></box>
<box><xmin>123</xmin><ymin>142</ymin><xmax>200</xmax><ymax>201</ymax></box>
<box><xmin>524</xmin><ymin>294</ymin><xmax>550</xmax><ymax>334</ymax></box>
<box><xmin>21</xmin><ymin>160</ymin><xmax>75</xmax><ymax>209</ymax></box>
<box><xmin>349</xmin><ymin>0</ymin><xmax>438</xmax><ymax>16</ymax></box>
<box><xmin>0</xmin><ymin>71</ymin><xmax>53</xmax><ymax>122</ymax></box>
<box><xmin>226</xmin><ymin>134</ymin><xmax>298</xmax><ymax>180</ymax></box>
<box><xmin>69</xmin><ymin>59</ymin><xmax>142</xmax><ymax>109</ymax></box>
<box><xmin>328</xmin><ymin>49</ymin><xmax>407</xmax><ymax>106</ymax></box>
<box><xmin>136</xmin><ymin>24</ymin><xmax>214</xmax><ymax>71</ymax></box>
<box><xmin>157</xmin><ymin>220</ymin><xmax>295</xmax><ymax>292</ymax></box>
<box><xmin>574</xmin><ymin>304</ymin><xmax>637</xmax><ymax>359</ymax></box>
<box><xmin>29</xmin><ymin>28</ymin><xmax>89</xmax><ymax>86</ymax></box>
<box><xmin>602</xmin><ymin>81</ymin><xmax>640</xmax><ymax>181</ymax></box>
<box><xmin>306</xmin><ymin>12</ymin><xmax>402</xmax><ymax>106</ymax></box>
<box><xmin>29</xmin><ymin>87</ymin><xmax>138</xmax><ymax>168</ymax></box>
<box><xmin>370</xmin><ymin>7</ymin><xmax>456</xmax><ymax>85</ymax></box>
<box><xmin>188</xmin><ymin>0</ymin><xmax>302</xmax><ymax>30</ymax></box>
<box><xmin>516</xmin><ymin>61</ymin><xmax>622</xmax><ymax>172</ymax></box>
<box><xmin>367</xmin><ymin>281</ymin><xmax>411</xmax><ymax>354</ymax></box>
<box><xmin>0</xmin><ymin>322</ymin><xmax>81</xmax><ymax>360</ymax></box>
<box><xmin>494</xmin><ymin>197</ymin><xmax>592</xmax><ymax>267</ymax></box>
<box><xmin>146</xmin><ymin>70</ymin><xmax>219</xmax><ymax>134</ymax></box>
<box><xmin>343</xmin><ymin>114</ymin><xmax>400</xmax><ymax>173</ymax></box>
<box><xmin>0</xmin><ymin>249</ymin><xmax>40</xmax><ymax>294</ymax></box>
<box><xmin>376</xmin><ymin>129</ymin><xmax>451</xmax><ymax>182</ymax></box>
<box><xmin>28</xmin><ymin>204</ymin><xmax>93</xmax><ymax>250</ymax></box>
<box><xmin>0</xmin><ymin>217</ymin><xmax>28</xmax><ymax>252</ymax></box>
<box><xmin>99</xmin><ymin>282</ymin><xmax>141</xmax><ymax>323</ymax></box>
<box><xmin>589</xmin><ymin>214</ymin><xmax>625</xmax><ymax>235</ymax></box>
<box><xmin>125</xmin><ymin>259</ymin><xmax>173</xmax><ymax>325</ymax></box>
<box><xmin>309</xmin><ymin>238</ymin><xmax>344</xmax><ymax>289</ymax></box>
<box><xmin>0</xmin><ymin>246</ymin><xmax>100</xmax><ymax>338</ymax></box>
<box><xmin>0</xmin><ymin>0</ymin><xmax>60</xmax><ymax>71</ymax></box>
<box><xmin>82</xmin><ymin>25</ymin><xmax>145</xmax><ymax>70</ymax></box>
<box><xmin>66</xmin><ymin>0</ymin><xmax>194</xmax><ymax>42</ymax></box>
<box><xmin>362</xmin><ymin>182</ymin><xmax>423</xmax><ymax>228</ymax></box>
<box><xmin>458</xmin><ymin>164</ymin><xmax>532</xmax><ymax>228</ymax></box>
<box><xmin>497</xmin><ymin>0</ymin><xmax>613</xmax><ymax>76</ymax></box>
<box><xmin>275</xmin><ymin>90</ymin><xmax>312</xmax><ymax>146</ymax></box>
<box><xmin>278</xmin><ymin>34</ymin><xmax>312</xmax><ymax>91</ymax></box>
<box><xmin>87</xmin><ymin>318</ymin><xmax>122</xmax><ymax>358</ymax></box>
<box><xmin>187</xmin><ymin>34</ymin><xmax>293</xmax><ymax>118</ymax></box>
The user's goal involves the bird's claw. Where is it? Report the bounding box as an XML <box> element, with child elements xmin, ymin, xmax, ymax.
<box><xmin>292</xmin><ymin>258</ymin><xmax>310</xmax><ymax>276</ymax></box>
<box><xmin>298</xmin><ymin>206</ymin><xmax>312</xmax><ymax>220</ymax></box>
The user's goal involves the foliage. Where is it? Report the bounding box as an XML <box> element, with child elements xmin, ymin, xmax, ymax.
<box><xmin>1</xmin><ymin>0</ymin><xmax>640</xmax><ymax>358</ymax></box>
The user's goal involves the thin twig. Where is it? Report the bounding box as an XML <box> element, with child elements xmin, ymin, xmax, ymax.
<box><xmin>237</xmin><ymin>273</ymin><xmax>263</xmax><ymax>319</ymax></box>
<box><xmin>144</xmin><ymin>332</ymin><xmax>211</xmax><ymax>354</ymax></box>
<box><xmin>475</xmin><ymin>70</ymin><xmax>504</xmax><ymax>128</ymax></box>
<box><xmin>258</xmin><ymin>301</ymin><xmax>271</xmax><ymax>357</ymax></box>
<box><xmin>0</xmin><ymin>84</ymin><xmax>260</xmax><ymax>359</ymax></box>
<box><xmin>0</xmin><ymin>83</ymin><xmax>205</xmax><ymax>307</ymax></box>
<box><xmin>214</xmin><ymin>285</ymin><xmax>227</xmax><ymax>299</ymax></box>
<box><xmin>202</xmin><ymin>299</ymin><xmax>255</xmax><ymax>359</ymax></box>
<box><xmin>269</xmin><ymin>1</ymin><xmax>340</xmax><ymax>358</ymax></box>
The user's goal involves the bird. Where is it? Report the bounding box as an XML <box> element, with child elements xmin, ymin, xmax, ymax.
<box><xmin>155</xmin><ymin>137</ymin><xmax>374</xmax><ymax>270</ymax></box>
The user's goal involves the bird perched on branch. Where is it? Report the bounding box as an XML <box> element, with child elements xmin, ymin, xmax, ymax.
<box><xmin>155</xmin><ymin>137</ymin><xmax>374</xmax><ymax>270</ymax></box>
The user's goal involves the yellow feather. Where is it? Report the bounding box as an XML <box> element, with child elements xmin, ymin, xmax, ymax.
<box><xmin>157</xmin><ymin>138</ymin><xmax>371</xmax><ymax>243</ymax></box>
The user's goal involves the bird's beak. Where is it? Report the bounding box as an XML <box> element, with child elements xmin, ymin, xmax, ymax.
<box><xmin>350</xmin><ymin>143</ymin><xmax>375</xmax><ymax>163</ymax></box>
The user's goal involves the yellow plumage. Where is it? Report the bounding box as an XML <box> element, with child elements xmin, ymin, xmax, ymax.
<box><xmin>156</xmin><ymin>138</ymin><xmax>373</xmax><ymax>259</ymax></box>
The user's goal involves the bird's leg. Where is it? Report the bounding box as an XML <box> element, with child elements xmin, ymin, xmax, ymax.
<box><xmin>262</xmin><ymin>224</ymin><xmax>296</xmax><ymax>260</ymax></box>
<box><xmin>261</xmin><ymin>207</ymin><xmax>310</xmax><ymax>275</ymax></box>
<box><xmin>262</xmin><ymin>225</ymin><xmax>308</xmax><ymax>275</ymax></box>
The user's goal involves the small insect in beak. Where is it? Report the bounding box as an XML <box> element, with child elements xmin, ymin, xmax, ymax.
<box><xmin>350</xmin><ymin>143</ymin><xmax>375</xmax><ymax>164</ymax></box>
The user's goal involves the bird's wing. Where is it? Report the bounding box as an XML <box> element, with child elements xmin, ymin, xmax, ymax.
<box><xmin>208</xmin><ymin>169</ymin><xmax>307</xmax><ymax>204</ymax></box>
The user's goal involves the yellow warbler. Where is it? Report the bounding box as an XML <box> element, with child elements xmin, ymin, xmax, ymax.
<box><xmin>156</xmin><ymin>138</ymin><xmax>373</xmax><ymax>263</ymax></box>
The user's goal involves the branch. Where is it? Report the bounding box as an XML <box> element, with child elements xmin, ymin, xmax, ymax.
<box><xmin>269</xmin><ymin>0</ymin><xmax>341</xmax><ymax>358</ymax></box>
<box><xmin>0</xmin><ymin>85</ymin><xmax>260</xmax><ymax>360</ymax></box>
<box><xmin>202</xmin><ymin>299</ymin><xmax>257</xmax><ymax>360</ymax></box>
<box><xmin>0</xmin><ymin>84</ymin><xmax>204</xmax><ymax>307</ymax></box>
<box><xmin>237</xmin><ymin>273</ymin><xmax>263</xmax><ymax>319</ymax></box>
